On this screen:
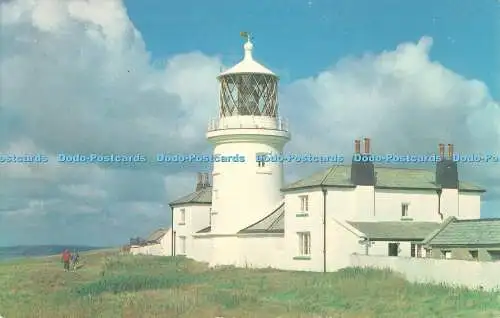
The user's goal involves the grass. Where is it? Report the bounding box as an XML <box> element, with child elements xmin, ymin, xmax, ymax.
<box><xmin>1</xmin><ymin>250</ymin><xmax>499</xmax><ymax>317</ymax></box>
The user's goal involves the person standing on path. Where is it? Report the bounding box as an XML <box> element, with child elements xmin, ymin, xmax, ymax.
<box><xmin>71</xmin><ymin>250</ymin><xmax>79</xmax><ymax>271</ymax></box>
<box><xmin>62</xmin><ymin>249</ymin><xmax>71</xmax><ymax>272</ymax></box>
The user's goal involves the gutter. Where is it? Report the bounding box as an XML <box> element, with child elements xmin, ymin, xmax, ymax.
<box><xmin>169</xmin><ymin>204</ymin><xmax>175</xmax><ymax>256</ymax></box>
<box><xmin>436</xmin><ymin>189</ymin><xmax>443</xmax><ymax>221</ymax></box>
<box><xmin>322</xmin><ymin>186</ymin><xmax>327</xmax><ymax>273</ymax></box>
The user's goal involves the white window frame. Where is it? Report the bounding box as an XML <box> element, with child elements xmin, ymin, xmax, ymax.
<box><xmin>297</xmin><ymin>232</ymin><xmax>311</xmax><ymax>256</ymax></box>
<box><xmin>299</xmin><ymin>195</ymin><xmax>309</xmax><ymax>212</ymax></box>
<box><xmin>179</xmin><ymin>208</ymin><xmax>186</xmax><ymax>224</ymax></box>
<box><xmin>179</xmin><ymin>236</ymin><xmax>186</xmax><ymax>254</ymax></box>
<box><xmin>401</xmin><ymin>203</ymin><xmax>409</xmax><ymax>217</ymax></box>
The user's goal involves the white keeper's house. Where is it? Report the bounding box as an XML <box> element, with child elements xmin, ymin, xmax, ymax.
<box><xmin>164</xmin><ymin>35</ymin><xmax>486</xmax><ymax>271</ymax></box>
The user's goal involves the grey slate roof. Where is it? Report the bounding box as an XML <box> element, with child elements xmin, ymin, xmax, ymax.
<box><xmin>282</xmin><ymin>165</ymin><xmax>484</xmax><ymax>192</ymax></box>
<box><xmin>238</xmin><ymin>203</ymin><xmax>285</xmax><ymax>234</ymax></box>
<box><xmin>169</xmin><ymin>186</ymin><xmax>212</xmax><ymax>206</ymax></box>
<box><xmin>146</xmin><ymin>228</ymin><xmax>168</xmax><ymax>243</ymax></box>
<box><xmin>423</xmin><ymin>217</ymin><xmax>500</xmax><ymax>246</ymax></box>
<box><xmin>348</xmin><ymin>221</ymin><xmax>441</xmax><ymax>241</ymax></box>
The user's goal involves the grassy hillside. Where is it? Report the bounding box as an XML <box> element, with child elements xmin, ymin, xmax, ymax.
<box><xmin>0</xmin><ymin>250</ymin><xmax>499</xmax><ymax>318</ymax></box>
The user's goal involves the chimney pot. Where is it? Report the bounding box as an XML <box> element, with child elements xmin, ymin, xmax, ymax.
<box><xmin>364</xmin><ymin>138</ymin><xmax>370</xmax><ymax>154</ymax></box>
<box><xmin>354</xmin><ymin>140</ymin><xmax>361</xmax><ymax>154</ymax></box>
<box><xmin>439</xmin><ymin>143</ymin><xmax>445</xmax><ymax>159</ymax></box>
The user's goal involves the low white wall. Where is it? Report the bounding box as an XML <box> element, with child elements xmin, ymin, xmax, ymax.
<box><xmin>350</xmin><ymin>254</ymin><xmax>500</xmax><ymax>291</ymax></box>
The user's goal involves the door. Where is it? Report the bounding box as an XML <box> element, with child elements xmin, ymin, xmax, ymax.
<box><xmin>388</xmin><ymin>243</ymin><xmax>399</xmax><ymax>256</ymax></box>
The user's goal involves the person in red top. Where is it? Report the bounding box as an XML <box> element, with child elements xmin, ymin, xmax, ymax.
<box><xmin>61</xmin><ymin>249</ymin><xmax>71</xmax><ymax>272</ymax></box>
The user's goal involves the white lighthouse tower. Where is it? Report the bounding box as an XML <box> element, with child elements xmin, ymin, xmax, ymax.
<box><xmin>206</xmin><ymin>33</ymin><xmax>290</xmax><ymax>265</ymax></box>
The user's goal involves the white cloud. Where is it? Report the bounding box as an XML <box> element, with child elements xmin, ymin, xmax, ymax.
<box><xmin>0</xmin><ymin>0</ymin><xmax>498</xmax><ymax>245</ymax></box>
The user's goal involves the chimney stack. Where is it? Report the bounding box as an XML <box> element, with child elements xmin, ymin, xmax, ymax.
<box><xmin>354</xmin><ymin>140</ymin><xmax>361</xmax><ymax>154</ymax></box>
<box><xmin>196</xmin><ymin>172</ymin><xmax>203</xmax><ymax>191</ymax></box>
<box><xmin>351</xmin><ymin>137</ymin><xmax>375</xmax><ymax>186</ymax></box>
<box><xmin>436</xmin><ymin>143</ymin><xmax>458</xmax><ymax>189</ymax></box>
<box><xmin>364</xmin><ymin>138</ymin><xmax>371</xmax><ymax>154</ymax></box>
<box><xmin>203</xmin><ymin>172</ymin><xmax>211</xmax><ymax>187</ymax></box>
<box><xmin>438</xmin><ymin>143</ymin><xmax>445</xmax><ymax>159</ymax></box>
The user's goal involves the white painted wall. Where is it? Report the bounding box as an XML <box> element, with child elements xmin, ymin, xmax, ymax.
<box><xmin>374</xmin><ymin>189</ymin><xmax>441</xmax><ymax>221</ymax></box>
<box><xmin>326</xmin><ymin>188</ymin><xmax>356</xmax><ymax>219</ymax></box>
<box><xmin>354</xmin><ymin>186</ymin><xmax>374</xmax><ymax>220</ymax></box>
<box><xmin>287</xmin><ymin>187</ymin><xmax>482</xmax><ymax>223</ymax></box>
<box><xmin>458</xmin><ymin>192</ymin><xmax>481</xmax><ymax>219</ymax></box>
<box><xmin>441</xmin><ymin>188</ymin><xmax>459</xmax><ymax>219</ymax></box>
<box><xmin>190</xmin><ymin>235</ymin><xmax>213</xmax><ymax>263</ymax></box>
<box><xmin>237</xmin><ymin>234</ymin><xmax>285</xmax><ymax>268</ymax></box>
<box><xmin>283</xmin><ymin>189</ymin><xmax>323</xmax><ymax>271</ymax></box>
<box><xmin>173</xmin><ymin>204</ymin><xmax>210</xmax><ymax>257</ymax></box>
<box><xmin>207</xmin><ymin>130</ymin><xmax>288</xmax><ymax>234</ymax></box>
<box><xmin>209</xmin><ymin>235</ymin><xmax>241</xmax><ymax>266</ymax></box>
<box><xmin>129</xmin><ymin>228</ymin><xmax>172</xmax><ymax>256</ymax></box>
<box><xmin>325</xmin><ymin>218</ymin><xmax>366</xmax><ymax>271</ymax></box>
<box><xmin>351</xmin><ymin>254</ymin><xmax>500</xmax><ymax>291</ymax></box>
<box><xmin>130</xmin><ymin>246</ymin><xmax>141</xmax><ymax>255</ymax></box>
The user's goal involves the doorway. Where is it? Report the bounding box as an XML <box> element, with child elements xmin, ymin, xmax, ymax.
<box><xmin>388</xmin><ymin>243</ymin><xmax>399</xmax><ymax>256</ymax></box>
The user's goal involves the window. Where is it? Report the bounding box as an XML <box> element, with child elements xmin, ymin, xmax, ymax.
<box><xmin>209</xmin><ymin>208</ymin><xmax>212</xmax><ymax>226</ymax></box>
<box><xmin>425</xmin><ymin>248</ymin><xmax>432</xmax><ymax>258</ymax></box>
<box><xmin>388</xmin><ymin>243</ymin><xmax>399</xmax><ymax>256</ymax></box>
<box><xmin>487</xmin><ymin>250</ymin><xmax>500</xmax><ymax>261</ymax></box>
<box><xmin>441</xmin><ymin>250</ymin><xmax>452</xmax><ymax>259</ymax></box>
<box><xmin>256</xmin><ymin>152</ymin><xmax>267</xmax><ymax>168</ymax></box>
<box><xmin>401</xmin><ymin>203</ymin><xmax>409</xmax><ymax>217</ymax></box>
<box><xmin>179</xmin><ymin>236</ymin><xmax>186</xmax><ymax>254</ymax></box>
<box><xmin>411</xmin><ymin>243</ymin><xmax>416</xmax><ymax>257</ymax></box>
<box><xmin>416</xmin><ymin>245</ymin><xmax>422</xmax><ymax>258</ymax></box>
<box><xmin>469</xmin><ymin>250</ymin><xmax>478</xmax><ymax>260</ymax></box>
<box><xmin>299</xmin><ymin>195</ymin><xmax>309</xmax><ymax>212</ymax></box>
<box><xmin>298</xmin><ymin>232</ymin><xmax>311</xmax><ymax>256</ymax></box>
<box><xmin>179</xmin><ymin>208</ymin><xmax>185</xmax><ymax>224</ymax></box>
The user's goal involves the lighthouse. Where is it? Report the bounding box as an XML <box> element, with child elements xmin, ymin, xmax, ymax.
<box><xmin>206</xmin><ymin>33</ymin><xmax>290</xmax><ymax>264</ymax></box>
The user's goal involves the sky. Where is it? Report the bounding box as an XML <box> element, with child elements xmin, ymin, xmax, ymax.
<box><xmin>0</xmin><ymin>0</ymin><xmax>498</xmax><ymax>246</ymax></box>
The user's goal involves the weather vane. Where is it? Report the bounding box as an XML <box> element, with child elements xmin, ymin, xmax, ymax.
<box><xmin>240</xmin><ymin>31</ymin><xmax>252</xmax><ymax>42</ymax></box>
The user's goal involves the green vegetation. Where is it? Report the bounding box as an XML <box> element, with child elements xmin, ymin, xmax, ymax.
<box><xmin>0</xmin><ymin>250</ymin><xmax>499</xmax><ymax>317</ymax></box>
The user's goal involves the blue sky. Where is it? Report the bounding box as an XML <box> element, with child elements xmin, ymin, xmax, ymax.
<box><xmin>125</xmin><ymin>0</ymin><xmax>498</xmax><ymax>96</ymax></box>
<box><xmin>0</xmin><ymin>0</ymin><xmax>498</xmax><ymax>246</ymax></box>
